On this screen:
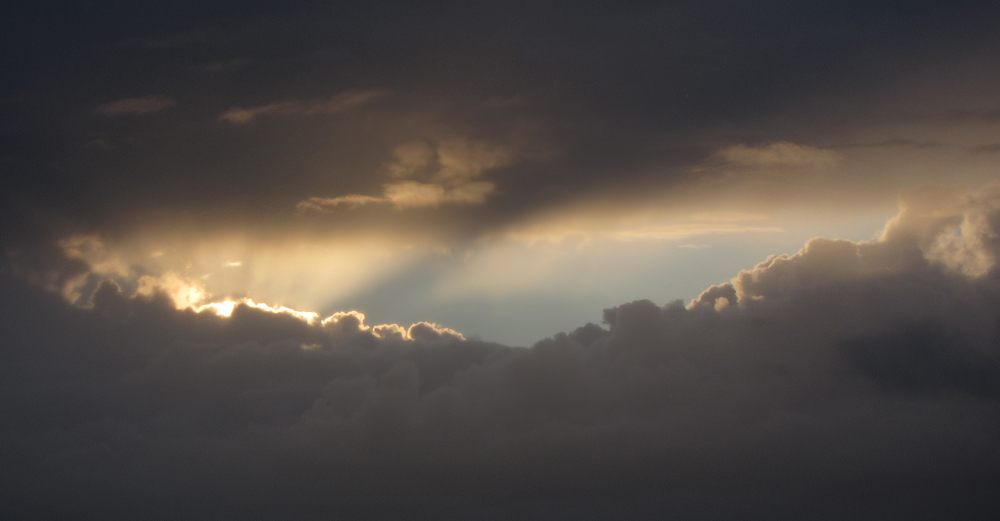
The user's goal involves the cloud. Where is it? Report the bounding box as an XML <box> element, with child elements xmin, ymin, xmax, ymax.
<box><xmin>94</xmin><ymin>95</ymin><xmax>177</xmax><ymax>116</ymax></box>
<box><xmin>136</xmin><ymin>271</ymin><xmax>208</xmax><ymax>309</ymax></box>
<box><xmin>715</xmin><ymin>142</ymin><xmax>841</xmax><ymax>168</ymax></box>
<box><xmin>297</xmin><ymin>183</ymin><xmax>495</xmax><ymax>210</ymax></box>
<box><xmin>218</xmin><ymin>89</ymin><xmax>386</xmax><ymax>123</ymax></box>
<box><xmin>5</xmin><ymin>184</ymin><xmax>1000</xmax><ymax>518</ymax></box>
<box><xmin>299</xmin><ymin>139</ymin><xmax>512</xmax><ymax>210</ymax></box>
<box><xmin>297</xmin><ymin>194</ymin><xmax>388</xmax><ymax>210</ymax></box>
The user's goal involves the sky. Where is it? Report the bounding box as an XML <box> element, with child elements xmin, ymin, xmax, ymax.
<box><xmin>3</xmin><ymin>1</ymin><xmax>1000</xmax><ymax>519</ymax></box>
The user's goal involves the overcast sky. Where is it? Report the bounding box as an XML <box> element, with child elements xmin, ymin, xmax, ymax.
<box><xmin>3</xmin><ymin>1</ymin><xmax>1000</xmax><ymax>519</ymax></box>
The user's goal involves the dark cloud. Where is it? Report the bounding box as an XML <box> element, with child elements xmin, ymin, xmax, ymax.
<box><xmin>3</xmin><ymin>1</ymin><xmax>1000</xmax><ymax>242</ymax></box>
<box><xmin>6</xmin><ymin>4</ymin><xmax>1000</xmax><ymax>516</ymax></box>
<box><xmin>4</xmin><ymin>186</ymin><xmax>1000</xmax><ymax>519</ymax></box>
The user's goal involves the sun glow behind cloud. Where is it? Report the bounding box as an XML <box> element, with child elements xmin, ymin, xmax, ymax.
<box><xmin>43</xmin><ymin>189</ymin><xmax>898</xmax><ymax>346</ymax></box>
<box><xmin>195</xmin><ymin>298</ymin><xmax>319</xmax><ymax>323</ymax></box>
<box><xmin>101</xmin><ymin>266</ymin><xmax>465</xmax><ymax>342</ymax></box>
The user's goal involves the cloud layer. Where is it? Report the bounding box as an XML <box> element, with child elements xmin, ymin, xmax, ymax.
<box><xmin>4</xmin><ymin>185</ymin><xmax>1000</xmax><ymax>519</ymax></box>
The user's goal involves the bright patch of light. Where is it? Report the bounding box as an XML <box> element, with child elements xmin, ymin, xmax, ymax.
<box><xmin>195</xmin><ymin>298</ymin><xmax>320</xmax><ymax>323</ymax></box>
<box><xmin>196</xmin><ymin>300</ymin><xmax>237</xmax><ymax>317</ymax></box>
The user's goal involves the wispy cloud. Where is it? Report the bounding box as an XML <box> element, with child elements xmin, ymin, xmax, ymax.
<box><xmin>94</xmin><ymin>95</ymin><xmax>176</xmax><ymax>116</ymax></box>
<box><xmin>218</xmin><ymin>89</ymin><xmax>386</xmax><ymax>123</ymax></box>
<box><xmin>715</xmin><ymin>142</ymin><xmax>841</xmax><ymax>168</ymax></box>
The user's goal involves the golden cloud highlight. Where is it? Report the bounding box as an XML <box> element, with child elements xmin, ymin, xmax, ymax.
<box><xmin>47</xmin><ymin>246</ymin><xmax>465</xmax><ymax>342</ymax></box>
<box><xmin>299</xmin><ymin>139</ymin><xmax>511</xmax><ymax>210</ymax></box>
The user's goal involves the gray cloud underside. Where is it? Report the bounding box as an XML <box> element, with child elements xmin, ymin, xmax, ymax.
<box><xmin>4</xmin><ymin>189</ymin><xmax>1000</xmax><ymax>519</ymax></box>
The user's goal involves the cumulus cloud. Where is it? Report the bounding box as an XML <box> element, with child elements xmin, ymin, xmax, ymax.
<box><xmin>218</xmin><ymin>89</ymin><xmax>386</xmax><ymax>123</ymax></box>
<box><xmin>5</xmin><ymin>184</ymin><xmax>1000</xmax><ymax>518</ymax></box>
<box><xmin>299</xmin><ymin>139</ymin><xmax>513</xmax><ymax>210</ymax></box>
<box><xmin>94</xmin><ymin>95</ymin><xmax>177</xmax><ymax>116</ymax></box>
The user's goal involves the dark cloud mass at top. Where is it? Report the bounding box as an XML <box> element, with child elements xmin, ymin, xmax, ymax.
<box><xmin>4</xmin><ymin>1</ymin><xmax>1000</xmax><ymax>519</ymax></box>
<box><xmin>3</xmin><ymin>0</ymin><xmax>1000</xmax><ymax>241</ymax></box>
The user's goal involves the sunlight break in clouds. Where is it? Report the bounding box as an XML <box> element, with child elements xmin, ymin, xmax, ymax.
<box><xmin>6</xmin><ymin>183</ymin><xmax>1000</xmax><ymax>519</ymax></box>
<box><xmin>299</xmin><ymin>139</ymin><xmax>513</xmax><ymax>210</ymax></box>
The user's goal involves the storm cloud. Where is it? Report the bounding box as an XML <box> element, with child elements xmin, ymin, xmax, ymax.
<box><xmin>5</xmin><ymin>2</ymin><xmax>1000</xmax><ymax>518</ymax></box>
<box><xmin>4</xmin><ymin>0</ymin><xmax>1000</xmax><ymax>242</ymax></box>
<box><xmin>3</xmin><ymin>186</ymin><xmax>1000</xmax><ymax>519</ymax></box>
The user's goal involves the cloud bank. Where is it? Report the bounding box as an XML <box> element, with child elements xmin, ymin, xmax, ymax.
<box><xmin>4</xmin><ymin>185</ymin><xmax>1000</xmax><ymax>519</ymax></box>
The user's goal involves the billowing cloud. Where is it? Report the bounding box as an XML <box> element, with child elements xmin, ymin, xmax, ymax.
<box><xmin>4</xmin><ymin>184</ymin><xmax>1000</xmax><ymax>518</ymax></box>
<box><xmin>94</xmin><ymin>95</ymin><xmax>177</xmax><ymax>116</ymax></box>
<box><xmin>299</xmin><ymin>139</ymin><xmax>513</xmax><ymax>210</ymax></box>
<box><xmin>218</xmin><ymin>89</ymin><xmax>386</xmax><ymax>123</ymax></box>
